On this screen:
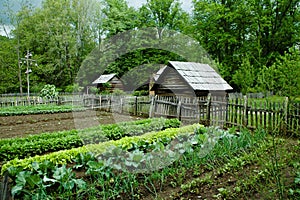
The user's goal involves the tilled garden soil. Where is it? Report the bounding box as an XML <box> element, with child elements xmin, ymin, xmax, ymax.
<box><xmin>0</xmin><ymin>110</ymin><xmax>142</xmax><ymax>139</ymax></box>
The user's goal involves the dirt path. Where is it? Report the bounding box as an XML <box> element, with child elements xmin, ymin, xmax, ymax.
<box><xmin>0</xmin><ymin>110</ymin><xmax>142</xmax><ymax>139</ymax></box>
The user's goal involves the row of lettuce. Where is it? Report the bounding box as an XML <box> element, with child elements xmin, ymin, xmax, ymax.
<box><xmin>0</xmin><ymin>104</ymin><xmax>86</xmax><ymax>116</ymax></box>
<box><xmin>1</xmin><ymin>122</ymin><xmax>194</xmax><ymax>175</ymax></box>
<box><xmin>0</xmin><ymin>118</ymin><xmax>180</xmax><ymax>163</ymax></box>
<box><xmin>2</xmin><ymin>122</ymin><xmax>282</xmax><ymax>199</ymax></box>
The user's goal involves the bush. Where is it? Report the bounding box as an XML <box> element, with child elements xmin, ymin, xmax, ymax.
<box><xmin>39</xmin><ymin>84</ymin><xmax>58</xmax><ymax>99</ymax></box>
<box><xmin>65</xmin><ymin>83</ymin><xmax>83</xmax><ymax>93</ymax></box>
<box><xmin>89</xmin><ymin>86</ymin><xmax>99</xmax><ymax>94</ymax></box>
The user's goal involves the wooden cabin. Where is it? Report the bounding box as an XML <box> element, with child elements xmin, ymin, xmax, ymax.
<box><xmin>150</xmin><ymin>61</ymin><xmax>233</xmax><ymax>97</ymax></box>
<box><xmin>92</xmin><ymin>73</ymin><xmax>123</xmax><ymax>93</ymax></box>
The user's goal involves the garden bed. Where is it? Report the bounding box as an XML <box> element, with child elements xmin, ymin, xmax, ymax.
<box><xmin>0</xmin><ymin>110</ymin><xmax>144</xmax><ymax>139</ymax></box>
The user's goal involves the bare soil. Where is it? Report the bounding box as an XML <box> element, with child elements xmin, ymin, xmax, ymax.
<box><xmin>0</xmin><ymin>110</ymin><xmax>143</xmax><ymax>139</ymax></box>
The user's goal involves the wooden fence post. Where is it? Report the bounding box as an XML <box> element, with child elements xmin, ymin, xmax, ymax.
<box><xmin>243</xmin><ymin>95</ymin><xmax>248</xmax><ymax>127</ymax></box>
<box><xmin>149</xmin><ymin>96</ymin><xmax>156</xmax><ymax>118</ymax></box>
<box><xmin>206</xmin><ymin>93</ymin><xmax>211</xmax><ymax>126</ymax></box>
<box><xmin>99</xmin><ymin>95</ymin><xmax>102</xmax><ymax>108</ymax></box>
<box><xmin>134</xmin><ymin>96</ymin><xmax>138</xmax><ymax>116</ymax></box>
<box><xmin>283</xmin><ymin>97</ymin><xmax>289</xmax><ymax>134</ymax></box>
<box><xmin>225</xmin><ymin>95</ymin><xmax>229</xmax><ymax>128</ymax></box>
<box><xmin>108</xmin><ymin>96</ymin><xmax>112</xmax><ymax>112</ymax></box>
<box><xmin>120</xmin><ymin>97</ymin><xmax>123</xmax><ymax>114</ymax></box>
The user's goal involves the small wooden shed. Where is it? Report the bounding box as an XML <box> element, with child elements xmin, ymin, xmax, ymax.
<box><xmin>150</xmin><ymin>61</ymin><xmax>233</xmax><ymax>97</ymax></box>
<box><xmin>92</xmin><ymin>73</ymin><xmax>123</xmax><ymax>93</ymax></box>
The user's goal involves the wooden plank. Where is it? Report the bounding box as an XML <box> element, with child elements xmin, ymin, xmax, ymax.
<box><xmin>268</xmin><ymin>102</ymin><xmax>272</xmax><ymax>132</ymax></box>
<box><xmin>263</xmin><ymin>102</ymin><xmax>267</xmax><ymax>129</ymax></box>
<box><xmin>243</xmin><ymin>96</ymin><xmax>248</xmax><ymax>127</ymax></box>
<box><xmin>284</xmin><ymin>97</ymin><xmax>289</xmax><ymax>134</ymax></box>
<box><xmin>255</xmin><ymin>102</ymin><xmax>258</xmax><ymax>129</ymax></box>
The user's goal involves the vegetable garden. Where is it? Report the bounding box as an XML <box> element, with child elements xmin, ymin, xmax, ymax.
<box><xmin>0</xmin><ymin>105</ymin><xmax>299</xmax><ymax>199</ymax></box>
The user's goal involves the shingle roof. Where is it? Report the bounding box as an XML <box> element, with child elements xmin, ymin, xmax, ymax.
<box><xmin>163</xmin><ymin>61</ymin><xmax>233</xmax><ymax>91</ymax></box>
<box><xmin>154</xmin><ymin>66</ymin><xmax>167</xmax><ymax>81</ymax></box>
<box><xmin>92</xmin><ymin>73</ymin><xmax>116</xmax><ymax>84</ymax></box>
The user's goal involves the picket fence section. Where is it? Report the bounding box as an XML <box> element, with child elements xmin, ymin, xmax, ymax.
<box><xmin>0</xmin><ymin>95</ymin><xmax>84</xmax><ymax>107</ymax></box>
<box><xmin>149</xmin><ymin>95</ymin><xmax>300</xmax><ymax>135</ymax></box>
<box><xmin>0</xmin><ymin>93</ymin><xmax>299</xmax><ymax>134</ymax></box>
<box><xmin>83</xmin><ymin>95</ymin><xmax>151</xmax><ymax>117</ymax></box>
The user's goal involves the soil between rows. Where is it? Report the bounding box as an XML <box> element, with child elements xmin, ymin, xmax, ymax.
<box><xmin>0</xmin><ymin>110</ymin><xmax>143</xmax><ymax>139</ymax></box>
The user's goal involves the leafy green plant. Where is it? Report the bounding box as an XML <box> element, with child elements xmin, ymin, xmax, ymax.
<box><xmin>52</xmin><ymin>165</ymin><xmax>86</xmax><ymax>196</ymax></box>
<box><xmin>39</xmin><ymin>84</ymin><xmax>59</xmax><ymax>99</ymax></box>
<box><xmin>11</xmin><ymin>171</ymin><xmax>51</xmax><ymax>199</ymax></box>
<box><xmin>289</xmin><ymin>172</ymin><xmax>300</xmax><ymax>197</ymax></box>
<box><xmin>72</xmin><ymin>152</ymin><xmax>97</xmax><ymax>170</ymax></box>
<box><xmin>11</xmin><ymin>163</ymin><xmax>86</xmax><ymax>200</ymax></box>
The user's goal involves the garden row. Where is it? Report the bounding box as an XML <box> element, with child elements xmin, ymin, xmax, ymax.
<box><xmin>4</xmin><ymin>125</ymin><xmax>299</xmax><ymax>199</ymax></box>
<box><xmin>0</xmin><ymin>118</ymin><xmax>180</xmax><ymax>163</ymax></box>
<box><xmin>1</xmin><ymin>123</ymin><xmax>194</xmax><ymax>175</ymax></box>
<box><xmin>0</xmin><ymin>104</ymin><xmax>85</xmax><ymax>116</ymax></box>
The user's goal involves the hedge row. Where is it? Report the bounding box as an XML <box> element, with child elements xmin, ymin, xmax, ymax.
<box><xmin>0</xmin><ymin>118</ymin><xmax>180</xmax><ymax>162</ymax></box>
<box><xmin>1</xmin><ymin>124</ymin><xmax>201</xmax><ymax>175</ymax></box>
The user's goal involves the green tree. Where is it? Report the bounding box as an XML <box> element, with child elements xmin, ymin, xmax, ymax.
<box><xmin>102</xmin><ymin>0</ymin><xmax>138</xmax><ymax>37</ymax></box>
<box><xmin>12</xmin><ymin>0</ymin><xmax>100</xmax><ymax>89</ymax></box>
<box><xmin>0</xmin><ymin>36</ymin><xmax>19</xmax><ymax>93</ymax></box>
<box><xmin>192</xmin><ymin>0</ymin><xmax>300</xmax><ymax>92</ymax></box>
<box><xmin>257</xmin><ymin>48</ymin><xmax>300</xmax><ymax>97</ymax></box>
<box><xmin>139</xmin><ymin>0</ymin><xmax>189</xmax><ymax>39</ymax></box>
<box><xmin>1</xmin><ymin>0</ymin><xmax>36</xmax><ymax>94</ymax></box>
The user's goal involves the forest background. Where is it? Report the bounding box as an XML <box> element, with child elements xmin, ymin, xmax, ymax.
<box><xmin>0</xmin><ymin>0</ymin><xmax>299</xmax><ymax>97</ymax></box>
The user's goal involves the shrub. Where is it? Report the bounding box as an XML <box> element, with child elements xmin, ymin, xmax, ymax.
<box><xmin>39</xmin><ymin>84</ymin><xmax>58</xmax><ymax>99</ymax></box>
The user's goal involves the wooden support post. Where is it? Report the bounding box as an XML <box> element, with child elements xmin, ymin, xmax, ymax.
<box><xmin>177</xmin><ymin>100</ymin><xmax>182</xmax><ymax>120</ymax></box>
<box><xmin>243</xmin><ymin>95</ymin><xmax>248</xmax><ymax>127</ymax></box>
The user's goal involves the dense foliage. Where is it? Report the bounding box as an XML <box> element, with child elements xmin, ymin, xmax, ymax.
<box><xmin>0</xmin><ymin>0</ymin><xmax>299</xmax><ymax>96</ymax></box>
